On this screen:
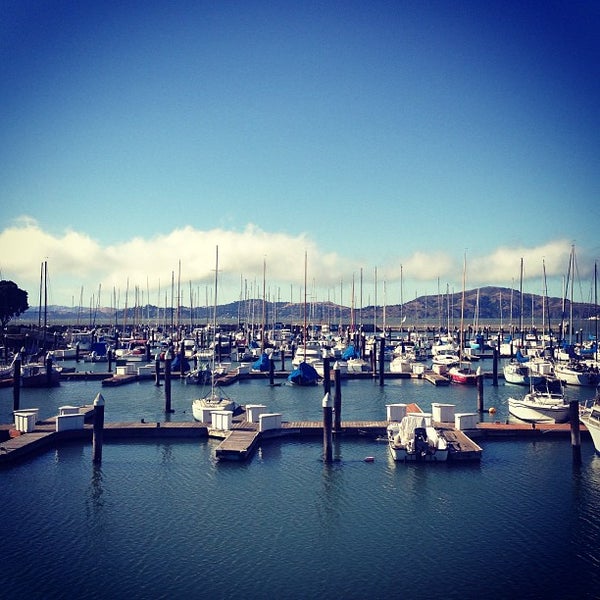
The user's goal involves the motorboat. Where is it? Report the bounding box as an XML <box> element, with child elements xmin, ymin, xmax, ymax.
<box><xmin>507</xmin><ymin>389</ymin><xmax>570</xmax><ymax>423</ymax></box>
<box><xmin>387</xmin><ymin>413</ymin><xmax>449</xmax><ymax>462</ymax></box>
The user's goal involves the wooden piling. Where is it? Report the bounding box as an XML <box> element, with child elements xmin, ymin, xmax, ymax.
<box><xmin>280</xmin><ymin>349</ymin><xmax>285</xmax><ymax>371</ymax></box>
<box><xmin>92</xmin><ymin>393</ymin><xmax>105</xmax><ymax>464</ymax></box>
<box><xmin>179</xmin><ymin>340</ymin><xmax>186</xmax><ymax>378</ymax></box>
<box><xmin>12</xmin><ymin>356</ymin><xmax>21</xmax><ymax>412</ymax></box>
<box><xmin>322</xmin><ymin>392</ymin><xmax>333</xmax><ymax>463</ymax></box>
<box><xmin>269</xmin><ymin>356</ymin><xmax>275</xmax><ymax>386</ymax></box>
<box><xmin>323</xmin><ymin>357</ymin><xmax>331</xmax><ymax>394</ymax></box>
<box><xmin>492</xmin><ymin>348</ymin><xmax>498</xmax><ymax>387</ymax></box>
<box><xmin>477</xmin><ymin>366</ymin><xmax>484</xmax><ymax>412</ymax></box>
<box><xmin>164</xmin><ymin>349</ymin><xmax>173</xmax><ymax>413</ymax></box>
<box><xmin>155</xmin><ymin>352</ymin><xmax>161</xmax><ymax>386</ymax></box>
<box><xmin>570</xmin><ymin>400</ymin><xmax>582</xmax><ymax>465</ymax></box>
<box><xmin>378</xmin><ymin>336</ymin><xmax>385</xmax><ymax>386</ymax></box>
<box><xmin>333</xmin><ymin>365</ymin><xmax>342</xmax><ymax>432</ymax></box>
<box><xmin>107</xmin><ymin>348</ymin><xmax>113</xmax><ymax>373</ymax></box>
<box><xmin>45</xmin><ymin>353</ymin><xmax>53</xmax><ymax>386</ymax></box>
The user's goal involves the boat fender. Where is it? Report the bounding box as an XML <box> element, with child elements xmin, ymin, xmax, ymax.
<box><xmin>488</xmin><ymin>407</ymin><xmax>496</xmax><ymax>414</ymax></box>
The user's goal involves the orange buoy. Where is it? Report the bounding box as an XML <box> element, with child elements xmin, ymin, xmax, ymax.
<box><xmin>488</xmin><ymin>407</ymin><xmax>497</xmax><ymax>414</ymax></box>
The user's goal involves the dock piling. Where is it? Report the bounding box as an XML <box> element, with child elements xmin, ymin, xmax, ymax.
<box><xmin>476</xmin><ymin>366</ymin><xmax>484</xmax><ymax>412</ymax></box>
<box><xmin>322</xmin><ymin>392</ymin><xmax>333</xmax><ymax>463</ymax></box>
<box><xmin>12</xmin><ymin>355</ymin><xmax>21</xmax><ymax>412</ymax></box>
<box><xmin>164</xmin><ymin>348</ymin><xmax>173</xmax><ymax>413</ymax></box>
<box><xmin>569</xmin><ymin>400</ymin><xmax>582</xmax><ymax>465</ymax></box>
<box><xmin>333</xmin><ymin>365</ymin><xmax>342</xmax><ymax>432</ymax></box>
<box><xmin>92</xmin><ymin>393</ymin><xmax>105</xmax><ymax>464</ymax></box>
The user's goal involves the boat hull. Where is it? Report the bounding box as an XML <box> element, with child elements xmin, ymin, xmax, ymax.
<box><xmin>388</xmin><ymin>442</ymin><xmax>448</xmax><ymax>462</ymax></box>
<box><xmin>580</xmin><ymin>407</ymin><xmax>600</xmax><ymax>454</ymax></box>
<box><xmin>508</xmin><ymin>393</ymin><xmax>570</xmax><ymax>424</ymax></box>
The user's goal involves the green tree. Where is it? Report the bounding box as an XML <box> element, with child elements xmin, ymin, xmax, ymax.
<box><xmin>0</xmin><ymin>280</ymin><xmax>29</xmax><ymax>328</ymax></box>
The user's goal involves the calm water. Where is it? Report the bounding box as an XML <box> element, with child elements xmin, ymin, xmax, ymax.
<box><xmin>1</xmin><ymin>361</ymin><xmax>599</xmax><ymax>599</ymax></box>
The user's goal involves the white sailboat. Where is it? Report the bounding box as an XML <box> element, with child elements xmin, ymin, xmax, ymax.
<box><xmin>192</xmin><ymin>246</ymin><xmax>238</xmax><ymax>421</ymax></box>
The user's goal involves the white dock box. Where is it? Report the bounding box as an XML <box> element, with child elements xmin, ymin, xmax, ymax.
<box><xmin>432</xmin><ymin>363</ymin><xmax>448</xmax><ymax>375</ymax></box>
<box><xmin>58</xmin><ymin>405</ymin><xmax>80</xmax><ymax>416</ymax></box>
<box><xmin>246</xmin><ymin>404</ymin><xmax>268</xmax><ymax>423</ymax></box>
<box><xmin>55</xmin><ymin>413</ymin><xmax>85</xmax><ymax>431</ymax></box>
<box><xmin>455</xmin><ymin>413</ymin><xmax>479</xmax><ymax>430</ymax></box>
<box><xmin>198</xmin><ymin>407</ymin><xmax>215</xmax><ymax>424</ymax></box>
<box><xmin>211</xmin><ymin>410</ymin><xmax>233</xmax><ymax>431</ymax></box>
<box><xmin>13</xmin><ymin>409</ymin><xmax>39</xmax><ymax>433</ymax></box>
<box><xmin>386</xmin><ymin>403</ymin><xmax>408</xmax><ymax>422</ymax></box>
<box><xmin>432</xmin><ymin>403</ymin><xmax>455</xmax><ymax>423</ymax></box>
<box><xmin>116</xmin><ymin>363</ymin><xmax>137</xmax><ymax>376</ymax></box>
<box><xmin>259</xmin><ymin>413</ymin><xmax>282</xmax><ymax>432</ymax></box>
<box><xmin>412</xmin><ymin>363</ymin><xmax>426</xmax><ymax>375</ymax></box>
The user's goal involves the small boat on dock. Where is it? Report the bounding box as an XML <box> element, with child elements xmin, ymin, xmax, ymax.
<box><xmin>386</xmin><ymin>413</ymin><xmax>449</xmax><ymax>462</ymax></box>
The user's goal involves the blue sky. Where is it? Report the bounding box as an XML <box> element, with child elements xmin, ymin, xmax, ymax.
<box><xmin>1</xmin><ymin>1</ymin><xmax>599</xmax><ymax>310</ymax></box>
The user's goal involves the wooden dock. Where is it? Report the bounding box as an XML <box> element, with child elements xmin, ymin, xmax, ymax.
<box><xmin>0</xmin><ymin>405</ymin><xmax>591</xmax><ymax>467</ymax></box>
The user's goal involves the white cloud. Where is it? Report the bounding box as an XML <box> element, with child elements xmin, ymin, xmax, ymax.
<box><xmin>0</xmin><ymin>218</ymin><xmax>594</xmax><ymax>307</ymax></box>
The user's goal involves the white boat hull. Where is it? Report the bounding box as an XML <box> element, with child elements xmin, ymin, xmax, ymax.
<box><xmin>508</xmin><ymin>392</ymin><xmax>570</xmax><ymax>424</ymax></box>
<box><xmin>580</xmin><ymin>405</ymin><xmax>600</xmax><ymax>454</ymax></box>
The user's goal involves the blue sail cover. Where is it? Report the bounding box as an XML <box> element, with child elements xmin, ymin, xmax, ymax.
<box><xmin>287</xmin><ymin>361</ymin><xmax>319</xmax><ymax>385</ymax></box>
<box><xmin>252</xmin><ymin>352</ymin><xmax>270</xmax><ymax>372</ymax></box>
<box><xmin>515</xmin><ymin>349</ymin><xmax>529</xmax><ymax>363</ymax></box>
<box><xmin>171</xmin><ymin>354</ymin><xmax>190</xmax><ymax>371</ymax></box>
<box><xmin>342</xmin><ymin>345</ymin><xmax>360</xmax><ymax>360</ymax></box>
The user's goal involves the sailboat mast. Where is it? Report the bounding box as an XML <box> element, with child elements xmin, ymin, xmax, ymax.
<box><xmin>303</xmin><ymin>251</ymin><xmax>307</xmax><ymax>353</ymax></box>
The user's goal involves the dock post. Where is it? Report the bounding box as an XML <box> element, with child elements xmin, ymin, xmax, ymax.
<box><xmin>92</xmin><ymin>392</ymin><xmax>105</xmax><ymax>465</ymax></box>
<box><xmin>155</xmin><ymin>352</ymin><xmax>161</xmax><ymax>386</ymax></box>
<box><xmin>322</xmin><ymin>392</ymin><xmax>333</xmax><ymax>463</ymax></box>
<box><xmin>75</xmin><ymin>342</ymin><xmax>80</xmax><ymax>363</ymax></box>
<box><xmin>280</xmin><ymin>348</ymin><xmax>285</xmax><ymax>371</ymax></box>
<box><xmin>492</xmin><ymin>348</ymin><xmax>498</xmax><ymax>387</ymax></box>
<box><xmin>45</xmin><ymin>352</ymin><xmax>53</xmax><ymax>386</ymax></box>
<box><xmin>164</xmin><ymin>348</ymin><xmax>173</xmax><ymax>413</ymax></box>
<box><xmin>107</xmin><ymin>348</ymin><xmax>113</xmax><ymax>373</ymax></box>
<box><xmin>476</xmin><ymin>366</ymin><xmax>484</xmax><ymax>412</ymax></box>
<box><xmin>333</xmin><ymin>365</ymin><xmax>342</xmax><ymax>432</ymax></box>
<box><xmin>570</xmin><ymin>400</ymin><xmax>582</xmax><ymax>465</ymax></box>
<box><xmin>378</xmin><ymin>335</ymin><xmax>385</xmax><ymax>386</ymax></box>
<box><xmin>179</xmin><ymin>339</ymin><xmax>186</xmax><ymax>379</ymax></box>
<box><xmin>12</xmin><ymin>355</ymin><xmax>21</xmax><ymax>412</ymax></box>
<box><xmin>269</xmin><ymin>355</ymin><xmax>275</xmax><ymax>386</ymax></box>
<box><xmin>323</xmin><ymin>357</ymin><xmax>331</xmax><ymax>394</ymax></box>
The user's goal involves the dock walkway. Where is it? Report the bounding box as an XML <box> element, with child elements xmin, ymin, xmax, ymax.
<box><xmin>0</xmin><ymin>407</ymin><xmax>590</xmax><ymax>467</ymax></box>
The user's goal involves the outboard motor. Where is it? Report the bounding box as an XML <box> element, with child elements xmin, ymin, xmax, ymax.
<box><xmin>414</xmin><ymin>427</ymin><xmax>430</xmax><ymax>459</ymax></box>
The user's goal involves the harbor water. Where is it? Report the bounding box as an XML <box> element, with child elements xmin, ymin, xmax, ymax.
<box><xmin>1</xmin><ymin>362</ymin><xmax>599</xmax><ymax>599</ymax></box>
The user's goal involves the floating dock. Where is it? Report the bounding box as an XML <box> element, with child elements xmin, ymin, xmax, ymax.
<box><xmin>0</xmin><ymin>406</ymin><xmax>591</xmax><ymax>467</ymax></box>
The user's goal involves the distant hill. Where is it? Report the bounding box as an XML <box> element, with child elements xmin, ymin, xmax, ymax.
<box><xmin>17</xmin><ymin>286</ymin><xmax>598</xmax><ymax>329</ymax></box>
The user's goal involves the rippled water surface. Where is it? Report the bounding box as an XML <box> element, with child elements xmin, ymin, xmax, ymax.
<box><xmin>1</xmin><ymin>364</ymin><xmax>599</xmax><ymax>599</ymax></box>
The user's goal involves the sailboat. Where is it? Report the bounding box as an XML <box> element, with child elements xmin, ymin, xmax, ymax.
<box><xmin>449</xmin><ymin>253</ymin><xmax>477</xmax><ymax>385</ymax></box>
<box><xmin>192</xmin><ymin>246</ymin><xmax>238</xmax><ymax>421</ymax></box>
<box><xmin>21</xmin><ymin>261</ymin><xmax>62</xmax><ymax>387</ymax></box>
<box><xmin>288</xmin><ymin>251</ymin><xmax>319</xmax><ymax>386</ymax></box>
